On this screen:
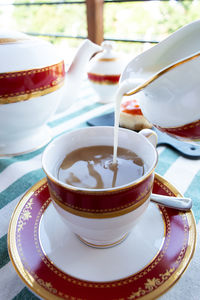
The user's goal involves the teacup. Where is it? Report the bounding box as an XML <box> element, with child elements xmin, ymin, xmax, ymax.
<box><xmin>42</xmin><ymin>126</ymin><xmax>158</xmax><ymax>248</ymax></box>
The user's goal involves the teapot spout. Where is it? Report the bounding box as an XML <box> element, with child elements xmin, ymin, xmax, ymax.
<box><xmin>68</xmin><ymin>39</ymin><xmax>102</xmax><ymax>76</ymax></box>
<box><xmin>56</xmin><ymin>39</ymin><xmax>102</xmax><ymax>113</ymax></box>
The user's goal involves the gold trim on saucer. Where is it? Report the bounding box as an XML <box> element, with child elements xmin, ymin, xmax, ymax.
<box><xmin>133</xmin><ymin>209</ymin><xmax>196</xmax><ymax>300</ymax></box>
<box><xmin>7</xmin><ymin>174</ymin><xmax>196</xmax><ymax>300</ymax></box>
<box><xmin>7</xmin><ymin>179</ymin><xmax>62</xmax><ymax>300</ymax></box>
<box><xmin>124</xmin><ymin>51</ymin><xmax>200</xmax><ymax>97</ymax></box>
<box><xmin>38</xmin><ymin>203</ymin><xmax>167</xmax><ymax>285</ymax></box>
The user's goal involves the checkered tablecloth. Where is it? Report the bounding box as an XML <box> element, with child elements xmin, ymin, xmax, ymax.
<box><xmin>0</xmin><ymin>79</ymin><xmax>199</xmax><ymax>300</ymax></box>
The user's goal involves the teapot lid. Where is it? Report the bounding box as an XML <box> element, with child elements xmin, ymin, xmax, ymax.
<box><xmin>0</xmin><ymin>31</ymin><xmax>63</xmax><ymax>73</ymax></box>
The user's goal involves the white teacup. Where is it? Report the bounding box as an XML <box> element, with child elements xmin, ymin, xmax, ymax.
<box><xmin>42</xmin><ymin>126</ymin><xmax>157</xmax><ymax>248</ymax></box>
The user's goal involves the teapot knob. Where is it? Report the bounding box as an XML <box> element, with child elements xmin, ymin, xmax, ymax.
<box><xmin>101</xmin><ymin>41</ymin><xmax>115</xmax><ymax>52</ymax></box>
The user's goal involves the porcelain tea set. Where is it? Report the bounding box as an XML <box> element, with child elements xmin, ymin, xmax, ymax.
<box><xmin>1</xmin><ymin>20</ymin><xmax>200</xmax><ymax>157</ymax></box>
<box><xmin>6</xmin><ymin>22</ymin><xmax>198</xmax><ymax>300</ymax></box>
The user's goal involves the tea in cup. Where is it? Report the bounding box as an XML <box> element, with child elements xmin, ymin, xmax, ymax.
<box><xmin>42</xmin><ymin>126</ymin><xmax>157</xmax><ymax>248</ymax></box>
<box><xmin>58</xmin><ymin>145</ymin><xmax>145</xmax><ymax>189</ymax></box>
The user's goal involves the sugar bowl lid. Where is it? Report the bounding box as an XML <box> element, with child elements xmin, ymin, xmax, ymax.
<box><xmin>87</xmin><ymin>41</ymin><xmax>125</xmax><ymax>75</ymax></box>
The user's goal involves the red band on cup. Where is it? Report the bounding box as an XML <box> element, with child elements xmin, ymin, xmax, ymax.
<box><xmin>0</xmin><ymin>61</ymin><xmax>65</xmax><ymax>104</ymax></box>
<box><xmin>47</xmin><ymin>173</ymin><xmax>154</xmax><ymax>218</ymax></box>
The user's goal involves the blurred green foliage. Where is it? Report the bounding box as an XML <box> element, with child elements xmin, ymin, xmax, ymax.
<box><xmin>1</xmin><ymin>0</ymin><xmax>200</xmax><ymax>56</ymax></box>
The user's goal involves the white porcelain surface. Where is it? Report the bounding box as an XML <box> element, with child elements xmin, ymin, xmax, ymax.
<box><xmin>0</xmin><ymin>31</ymin><xmax>65</xmax><ymax>155</ymax></box>
<box><xmin>40</xmin><ymin>201</ymin><xmax>164</xmax><ymax>282</ymax></box>
<box><xmin>0</xmin><ymin>32</ymin><xmax>101</xmax><ymax>155</ymax></box>
<box><xmin>0</xmin><ymin>87</ymin><xmax>64</xmax><ymax>155</ymax></box>
<box><xmin>0</xmin><ymin>31</ymin><xmax>62</xmax><ymax>72</ymax></box>
<box><xmin>90</xmin><ymin>84</ymin><xmax>119</xmax><ymax>104</ymax></box>
<box><xmin>120</xmin><ymin>20</ymin><xmax>200</xmax><ymax>128</ymax></box>
<box><xmin>88</xmin><ymin>41</ymin><xmax>123</xmax><ymax>75</ymax></box>
<box><xmin>56</xmin><ymin>39</ymin><xmax>102</xmax><ymax>113</ymax></box>
<box><xmin>52</xmin><ymin>198</ymin><xmax>150</xmax><ymax>247</ymax></box>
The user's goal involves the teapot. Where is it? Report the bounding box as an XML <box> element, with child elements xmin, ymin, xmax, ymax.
<box><xmin>0</xmin><ymin>31</ymin><xmax>101</xmax><ymax>156</ymax></box>
<box><xmin>119</xmin><ymin>20</ymin><xmax>200</xmax><ymax>141</ymax></box>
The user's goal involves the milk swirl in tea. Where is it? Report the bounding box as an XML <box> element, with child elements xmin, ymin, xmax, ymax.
<box><xmin>58</xmin><ymin>145</ymin><xmax>144</xmax><ymax>189</ymax></box>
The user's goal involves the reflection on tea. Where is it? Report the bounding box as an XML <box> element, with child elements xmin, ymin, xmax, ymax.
<box><xmin>58</xmin><ymin>145</ymin><xmax>144</xmax><ymax>189</ymax></box>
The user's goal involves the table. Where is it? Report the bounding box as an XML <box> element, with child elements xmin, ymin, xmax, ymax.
<box><xmin>0</xmin><ymin>79</ymin><xmax>199</xmax><ymax>300</ymax></box>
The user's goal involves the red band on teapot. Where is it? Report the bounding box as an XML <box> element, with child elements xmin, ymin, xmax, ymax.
<box><xmin>87</xmin><ymin>72</ymin><xmax>120</xmax><ymax>85</ymax></box>
<box><xmin>155</xmin><ymin>119</ymin><xmax>200</xmax><ymax>141</ymax></box>
<box><xmin>0</xmin><ymin>61</ymin><xmax>65</xmax><ymax>104</ymax></box>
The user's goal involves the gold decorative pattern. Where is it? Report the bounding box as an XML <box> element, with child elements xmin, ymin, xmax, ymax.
<box><xmin>0</xmin><ymin>61</ymin><xmax>65</xmax><ymax>104</ymax></box>
<box><xmin>128</xmin><ymin>268</ymin><xmax>175</xmax><ymax>299</ymax></box>
<box><xmin>34</xmin><ymin>182</ymin><xmax>48</xmax><ymax>196</ymax></box>
<box><xmin>37</xmin><ymin>279</ymin><xmax>57</xmax><ymax>294</ymax></box>
<box><xmin>0</xmin><ymin>38</ymin><xmax>32</xmax><ymax>44</ymax></box>
<box><xmin>7</xmin><ymin>175</ymin><xmax>196</xmax><ymax>300</ymax></box>
<box><xmin>34</xmin><ymin>197</ymin><xmax>171</xmax><ymax>289</ymax></box>
<box><xmin>98</xmin><ymin>58</ymin><xmax>118</xmax><ymax>62</ymax></box>
<box><xmin>49</xmin><ymin>186</ymin><xmax>152</xmax><ymax>219</ymax></box>
<box><xmin>157</xmin><ymin>119</ymin><xmax>200</xmax><ymax>131</ymax></box>
<box><xmin>154</xmin><ymin>178</ymin><xmax>175</xmax><ymax>197</ymax></box>
<box><xmin>0</xmin><ymin>63</ymin><xmax>63</xmax><ymax>78</ymax></box>
<box><xmin>17</xmin><ymin>198</ymin><xmax>34</xmax><ymax>232</ymax></box>
<box><xmin>0</xmin><ymin>82</ymin><xmax>64</xmax><ymax>104</ymax></box>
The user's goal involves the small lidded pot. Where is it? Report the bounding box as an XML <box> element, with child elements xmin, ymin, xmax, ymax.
<box><xmin>87</xmin><ymin>41</ymin><xmax>125</xmax><ymax>103</ymax></box>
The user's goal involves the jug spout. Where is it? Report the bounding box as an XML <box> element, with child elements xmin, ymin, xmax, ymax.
<box><xmin>56</xmin><ymin>39</ymin><xmax>102</xmax><ymax>113</ymax></box>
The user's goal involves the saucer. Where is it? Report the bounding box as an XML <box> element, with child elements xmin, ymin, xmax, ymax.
<box><xmin>8</xmin><ymin>173</ymin><xmax>196</xmax><ymax>300</ymax></box>
<box><xmin>0</xmin><ymin>125</ymin><xmax>51</xmax><ymax>157</ymax></box>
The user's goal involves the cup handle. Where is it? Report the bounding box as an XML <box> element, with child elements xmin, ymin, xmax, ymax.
<box><xmin>139</xmin><ymin>129</ymin><xmax>157</xmax><ymax>148</ymax></box>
